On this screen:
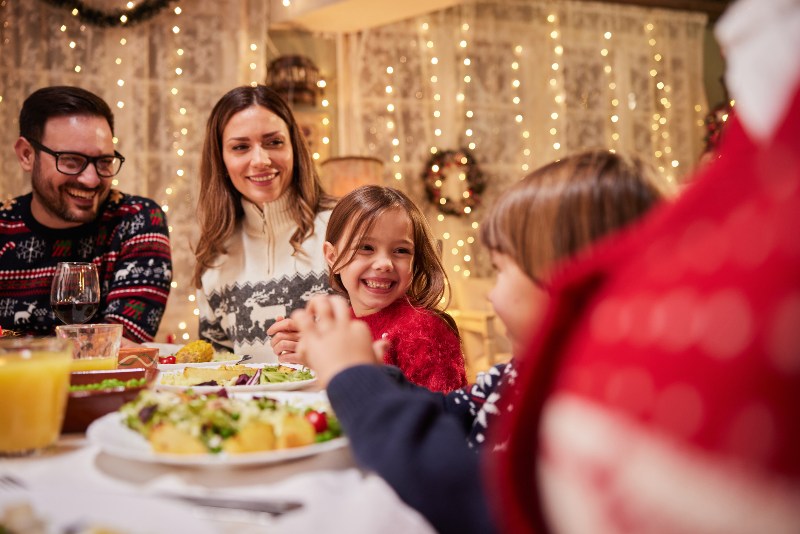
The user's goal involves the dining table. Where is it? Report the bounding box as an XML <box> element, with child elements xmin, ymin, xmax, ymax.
<box><xmin>0</xmin><ymin>360</ymin><xmax>436</xmax><ymax>534</ymax></box>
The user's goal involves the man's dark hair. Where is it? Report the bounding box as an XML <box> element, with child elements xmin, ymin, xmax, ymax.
<box><xmin>19</xmin><ymin>86</ymin><xmax>115</xmax><ymax>143</ymax></box>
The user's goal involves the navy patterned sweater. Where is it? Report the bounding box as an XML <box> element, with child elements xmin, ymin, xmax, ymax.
<box><xmin>0</xmin><ymin>191</ymin><xmax>172</xmax><ymax>342</ymax></box>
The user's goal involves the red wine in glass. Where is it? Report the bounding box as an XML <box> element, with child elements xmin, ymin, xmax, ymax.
<box><xmin>50</xmin><ymin>262</ymin><xmax>100</xmax><ymax>324</ymax></box>
<box><xmin>52</xmin><ymin>300</ymin><xmax>99</xmax><ymax>324</ymax></box>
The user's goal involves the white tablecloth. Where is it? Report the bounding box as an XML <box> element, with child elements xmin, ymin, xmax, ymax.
<box><xmin>0</xmin><ymin>434</ymin><xmax>435</xmax><ymax>533</ymax></box>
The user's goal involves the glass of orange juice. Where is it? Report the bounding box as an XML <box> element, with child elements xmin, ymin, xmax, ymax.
<box><xmin>0</xmin><ymin>337</ymin><xmax>72</xmax><ymax>456</ymax></box>
<box><xmin>55</xmin><ymin>323</ymin><xmax>122</xmax><ymax>371</ymax></box>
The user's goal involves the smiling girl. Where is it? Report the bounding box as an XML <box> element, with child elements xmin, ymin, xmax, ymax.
<box><xmin>193</xmin><ymin>85</ymin><xmax>336</xmax><ymax>361</ymax></box>
<box><xmin>323</xmin><ymin>185</ymin><xmax>466</xmax><ymax>392</ymax></box>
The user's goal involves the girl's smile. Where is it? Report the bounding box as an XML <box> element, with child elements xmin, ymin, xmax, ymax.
<box><xmin>324</xmin><ymin>207</ymin><xmax>414</xmax><ymax>317</ymax></box>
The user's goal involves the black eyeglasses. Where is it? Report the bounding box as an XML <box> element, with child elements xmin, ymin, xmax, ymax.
<box><xmin>25</xmin><ymin>136</ymin><xmax>125</xmax><ymax>178</ymax></box>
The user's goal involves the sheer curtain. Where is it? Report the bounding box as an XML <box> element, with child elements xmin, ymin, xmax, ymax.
<box><xmin>338</xmin><ymin>0</ymin><xmax>708</xmax><ymax>279</ymax></box>
<box><xmin>0</xmin><ymin>0</ymin><xmax>269</xmax><ymax>340</ymax></box>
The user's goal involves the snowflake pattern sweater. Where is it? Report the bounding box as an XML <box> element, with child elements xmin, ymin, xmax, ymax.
<box><xmin>0</xmin><ymin>191</ymin><xmax>172</xmax><ymax>342</ymax></box>
<box><xmin>197</xmin><ymin>192</ymin><xmax>331</xmax><ymax>362</ymax></box>
<box><xmin>357</xmin><ymin>297</ymin><xmax>467</xmax><ymax>392</ymax></box>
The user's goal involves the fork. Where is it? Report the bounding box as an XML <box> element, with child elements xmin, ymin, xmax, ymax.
<box><xmin>233</xmin><ymin>354</ymin><xmax>253</xmax><ymax>365</ymax></box>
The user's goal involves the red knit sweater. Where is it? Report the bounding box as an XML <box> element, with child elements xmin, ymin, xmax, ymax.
<box><xmin>356</xmin><ymin>298</ymin><xmax>467</xmax><ymax>393</ymax></box>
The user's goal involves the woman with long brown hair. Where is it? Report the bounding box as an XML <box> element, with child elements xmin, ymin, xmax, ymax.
<box><xmin>193</xmin><ymin>85</ymin><xmax>336</xmax><ymax>361</ymax></box>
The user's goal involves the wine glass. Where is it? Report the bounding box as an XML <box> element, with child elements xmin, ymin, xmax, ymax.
<box><xmin>50</xmin><ymin>262</ymin><xmax>100</xmax><ymax>324</ymax></box>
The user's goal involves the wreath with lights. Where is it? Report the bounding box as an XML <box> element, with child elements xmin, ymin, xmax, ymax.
<box><xmin>422</xmin><ymin>148</ymin><xmax>486</xmax><ymax>217</ymax></box>
<box><xmin>38</xmin><ymin>0</ymin><xmax>177</xmax><ymax>28</ymax></box>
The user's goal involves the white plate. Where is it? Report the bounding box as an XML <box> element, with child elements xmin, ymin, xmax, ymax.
<box><xmin>87</xmin><ymin>412</ymin><xmax>348</xmax><ymax>467</ymax></box>
<box><xmin>154</xmin><ymin>362</ymin><xmax>317</xmax><ymax>393</ymax></box>
<box><xmin>157</xmin><ymin>360</ymin><xmax>239</xmax><ymax>373</ymax></box>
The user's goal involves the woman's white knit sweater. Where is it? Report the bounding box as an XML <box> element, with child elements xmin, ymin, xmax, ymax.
<box><xmin>197</xmin><ymin>191</ymin><xmax>331</xmax><ymax>362</ymax></box>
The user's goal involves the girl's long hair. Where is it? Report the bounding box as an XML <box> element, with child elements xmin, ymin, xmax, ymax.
<box><xmin>192</xmin><ymin>85</ymin><xmax>336</xmax><ymax>288</ymax></box>
<box><xmin>325</xmin><ymin>186</ymin><xmax>456</xmax><ymax>331</ymax></box>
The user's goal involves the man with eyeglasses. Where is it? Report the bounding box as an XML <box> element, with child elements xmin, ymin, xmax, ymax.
<box><xmin>0</xmin><ymin>86</ymin><xmax>172</xmax><ymax>343</ymax></box>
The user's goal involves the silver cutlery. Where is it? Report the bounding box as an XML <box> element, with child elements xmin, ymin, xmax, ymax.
<box><xmin>162</xmin><ymin>493</ymin><xmax>303</xmax><ymax>515</ymax></box>
<box><xmin>233</xmin><ymin>354</ymin><xmax>253</xmax><ymax>365</ymax></box>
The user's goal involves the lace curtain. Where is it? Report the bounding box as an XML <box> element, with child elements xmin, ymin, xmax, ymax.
<box><xmin>338</xmin><ymin>0</ymin><xmax>708</xmax><ymax>282</ymax></box>
<box><xmin>0</xmin><ymin>0</ymin><xmax>269</xmax><ymax>341</ymax></box>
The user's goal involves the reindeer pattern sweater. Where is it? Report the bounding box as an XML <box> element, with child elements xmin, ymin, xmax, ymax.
<box><xmin>197</xmin><ymin>192</ymin><xmax>331</xmax><ymax>362</ymax></box>
<box><xmin>0</xmin><ymin>191</ymin><xmax>172</xmax><ymax>342</ymax></box>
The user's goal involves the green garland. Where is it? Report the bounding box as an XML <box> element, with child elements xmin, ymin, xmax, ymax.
<box><xmin>38</xmin><ymin>0</ymin><xmax>178</xmax><ymax>28</ymax></box>
<box><xmin>422</xmin><ymin>148</ymin><xmax>486</xmax><ymax>217</ymax></box>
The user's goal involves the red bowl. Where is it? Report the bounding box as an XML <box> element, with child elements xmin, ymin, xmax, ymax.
<box><xmin>62</xmin><ymin>368</ymin><xmax>157</xmax><ymax>433</ymax></box>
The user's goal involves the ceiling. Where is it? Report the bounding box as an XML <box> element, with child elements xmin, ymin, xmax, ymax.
<box><xmin>268</xmin><ymin>0</ymin><xmax>734</xmax><ymax>33</ymax></box>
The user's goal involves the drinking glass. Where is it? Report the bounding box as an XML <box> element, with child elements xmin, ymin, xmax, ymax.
<box><xmin>56</xmin><ymin>323</ymin><xmax>122</xmax><ymax>371</ymax></box>
<box><xmin>0</xmin><ymin>337</ymin><xmax>72</xmax><ymax>456</ymax></box>
<box><xmin>50</xmin><ymin>262</ymin><xmax>100</xmax><ymax>324</ymax></box>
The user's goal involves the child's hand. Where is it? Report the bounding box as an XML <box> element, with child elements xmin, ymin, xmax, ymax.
<box><xmin>292</xmin><ymin>295</ymin><xmax>376</xmax><ymax>387</ymax></box>
<box><xmin>267</xmin><ymin>315</ymin><xmax>302</xmax><ymax>364</ymax></box>
<box><xmin>373</xmin><ymin>335</ymin><xmax>389</xmax><ymax>363</ymax></box>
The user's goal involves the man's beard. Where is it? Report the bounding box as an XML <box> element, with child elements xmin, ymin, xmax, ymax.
<box><xmin>31</xmin><ymin>157</ymin><xmax>107</xmax><ymax>224</ymax></box>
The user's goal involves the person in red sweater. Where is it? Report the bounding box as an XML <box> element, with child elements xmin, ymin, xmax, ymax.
<box><xmin>274</xmin><ymin>185</ymin><xmax>466</xmax><ymax>392</ymax></box>
<box><xmin>327</xmin><ymin>185</ymin><xmax>467</xmax><ymax>392</ymax></box>
<box><xmin>492</xmin><ymin>0</ymin><xmax>800</xmax><ymax>531</ymax></box>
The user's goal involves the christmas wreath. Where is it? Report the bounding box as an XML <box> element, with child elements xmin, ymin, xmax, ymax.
<box><xmin>38</xmin><ymin>0</ymin><xmax>177</xmax><ymax>28</ymax></box>
<box><xmin>422</xmin><ymin>149</ymin><xmax>486</xmax><ymax>217</ymax></box>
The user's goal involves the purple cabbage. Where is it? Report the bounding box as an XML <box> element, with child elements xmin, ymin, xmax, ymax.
<box><xmin>245</xmin><ymin>368</ymin><xmax>262</xmax><ymax>385</ymax></box>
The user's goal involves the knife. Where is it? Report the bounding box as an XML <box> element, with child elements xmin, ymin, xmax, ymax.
<box><xmin>166</xmin><ymin>494</ymin><xmax>303</xmax><ymax>515</ymax></box>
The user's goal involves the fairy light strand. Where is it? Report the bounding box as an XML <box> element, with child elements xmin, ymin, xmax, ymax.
<box><xmin>458</xmin><ymin>17</ymin><xmax>475</xmax><ymax>278</ymax></box>
<box><xmin>384</xmin><ymin>63</ymin><xmax>403</xmax><ymax>180</ymax></box>
<box><xmin>602</xmin><ymin>30</ymin><xmax>620</xmax><ymax>151</ymax></box>
<box><xmin>547</xmin><ymin>12</ymin><xmax>565</xmax><ymax>156</ymax></box>
<box><xmin>645</xmin><ymin>21</ymin><xmax>677</xmax><ymax>182</ymax></box>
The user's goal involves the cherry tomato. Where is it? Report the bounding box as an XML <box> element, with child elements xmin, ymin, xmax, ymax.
<box><xmin>305</xmin><ymin>410</ymin><xmax>328</xmax><ymax>433</ymax></box>
<box><xmin>158</xmin><ymin>355</ymin><xmax>176</xmax><ymax>365</ymax></box>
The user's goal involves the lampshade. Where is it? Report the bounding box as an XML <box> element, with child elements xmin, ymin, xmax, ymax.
<box><xmin>320</xmin><ymin>156</ymin><xmax>384</xmax><ymax>197</ymax></box>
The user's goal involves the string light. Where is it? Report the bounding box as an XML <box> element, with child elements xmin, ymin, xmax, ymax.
<box><xmin>314</xmin><ymin>78</ymin><xmax>330</xmax><ymax>161</ymax></box>
<box><xmin>602</xmin><ymin>28</ymin><xmax>620</xmax><ymax>149</ymax></box>
<box><xmin>451</xmin><ymin>14</ymin><xmax>480</xmax><ymax>277</ymax></box>
<box><xmin>512</xmin><ymin>36</ymin><xmax>530</xmax><ymax>173</ymax></box>
<box><xmin>547</xmin><ymin>11</ymin><xmax>565</xmax><ymax>158</ymax></box>
<box><xmin>645</xmin><ymin>21</ymin><xmax>676</xmax><ymax>182</ymax></box>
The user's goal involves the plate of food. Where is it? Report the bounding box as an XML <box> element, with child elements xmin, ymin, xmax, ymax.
<box><xmin>86</xmin><ymin>390</ymin><xmax>346</xmax><ymax>467</ymax></box>
<box><xmin>155</xmin><ymin>362</ymin><xmax>317</xmax><ymax>393</ymax></box>
<box><xmin>151</xmin><ymin>340</ymin><xmax>240</xmax><ymax>367</ymax></box>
